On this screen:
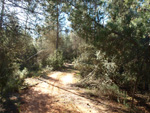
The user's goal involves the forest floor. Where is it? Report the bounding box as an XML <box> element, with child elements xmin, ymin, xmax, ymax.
<box><xmin>19</xmin><ymin>63</ymin><xmax>128</xmax><ymax>113</ymax></box>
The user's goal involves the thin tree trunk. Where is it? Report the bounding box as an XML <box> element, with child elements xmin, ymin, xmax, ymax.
<box><xmin>56</xmin><ymin>1</ymin><xmax>59</xmax><ymax>50</ymax></box>
<box><xmin>25</xmin><ymin>10</ymin><xmax>29</xmax><ymax>35</ymax></box>
<box><xmin>130</xmin><ymin>64</ymin><xmax>142</xmax><ymax>112</ymax></box>
<box><xmin>0</xmin><ymin>0</ymin><xmax>5</xmax><ymax>93</ymax></box>
<box><xmin>0</xmin><ymin>0</ymin><xmax>5</xmax><ymax>30</ymax></box>
<box><xmin>131</xmin><ymin>78</ymin><xmax>138</xmax><ymax>109</ymax></box>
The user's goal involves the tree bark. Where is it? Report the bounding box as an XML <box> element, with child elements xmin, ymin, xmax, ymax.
<box><xmin>56</xmin><ymin>1</ymin><xmax>59</xmax><ymax>50</ymax></box>
<box><xmin>130</xmin><ymin>62</ymin><xmax>143</xmax><ymax>112</ymax></box>
<box><xmin>0</xmin><ymin>0</ymin><xmax>5</xmax><ymax>30</ymax></box>
<box><xmin>131</xmin><ymin>79</ymin><xmax>137</xmax><ymax>109</ymax></box>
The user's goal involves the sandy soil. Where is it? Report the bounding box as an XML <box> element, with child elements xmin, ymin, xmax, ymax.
<box><xmin>20</xmin><ymin>69</ymin><xmax>128</xmax><ymax>113</ymax></box>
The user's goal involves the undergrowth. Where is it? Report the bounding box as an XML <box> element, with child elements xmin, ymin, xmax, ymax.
<box><xmin>73</xmin><ymin>43</ymin><xmax>129</xmax><ymax>105</ymax></box>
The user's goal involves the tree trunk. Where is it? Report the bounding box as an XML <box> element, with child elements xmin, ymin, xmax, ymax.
<box><xmin>25</xmin><ymin>5</ymin><xmax>29</xmax><ymax>35</ymax></box>
<box><xmin>56</xmin><ymin>1</ymin><xmax>59</xmax><ymax>50</ymax></box>
<box><xmin>130</xmin><ymin>71</ymin><xmax>142</xmax><ymax>112</ymax></box>
<box><xmin>0</xmin><ymin>0</ymin><xmax>5</xmax><ymax>30</ymax></box>
<box><xmin>131</xmin><ymin>79</ymin><xmax>138</xmax><ymax>109</ymax></box>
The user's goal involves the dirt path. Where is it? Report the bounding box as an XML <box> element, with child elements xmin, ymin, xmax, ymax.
<box><xmin>20</xmin><ymin>67</ymin><xmax>127</xmax><ymax>113</ymax></box>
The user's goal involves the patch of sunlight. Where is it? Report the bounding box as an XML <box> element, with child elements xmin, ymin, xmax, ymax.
<box><xmin>40</xmin><ymin>82</ymin><xmax>49</xmax><ymax>88</ymax></box>
<box><xmin>61</xmin><ymin>74</ymin><xmax>73</xmax><ymax>84</ymax></box>
<box><xmin>49</xmin><ymin>72</ymin><xmax>61</xmax><ymax>79</ymax></box>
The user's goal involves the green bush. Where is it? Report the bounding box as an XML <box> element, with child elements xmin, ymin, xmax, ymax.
<box><xmin>43</xmin><ymin>50</ymin><xmax>64</xmax><ymax>70</ymax></box>
<box><xmin>2</xmin><ymin>63</ymin><xmax>28</xmax><ymax>94</ymax></box>
<box><xmin>73</xmin><ymin>43</ymin><xmax>128</xmax><ymax>102</ymax></box>
<box><xmin>73</xmin><ymin>43</ymin><xmax>96</xmax><ymax>76</ymax></box>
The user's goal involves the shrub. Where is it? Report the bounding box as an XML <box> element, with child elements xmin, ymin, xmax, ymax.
<box><xmin>2</xmin><ymin>64</ymin><xmax>28</xmax><ymax>94</ymax></box>
<box><xmin>73</xmin><ymin>43</ymin><xmax>128</xmax><ymax>102</ymax></box>
<box><xmin>43</xmin><ymin>50</ymin><xmax>64</xmax><ymax>70</ymax></box>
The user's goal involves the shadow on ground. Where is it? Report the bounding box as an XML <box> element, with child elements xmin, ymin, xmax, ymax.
<box><xmin>29</xmin><ymin>74</ymin><xmax>129</xmax><ymax>113</ymax></box>
<box><xmin>0</xmin><ymin>93</ymin><xmax>20</xmax><ymax>113</ymax></box>
<box><xmin>78</xmin><ymin>91</ymin><xmax>129</xmax><ymax>113</ymax></box>
<box><xmin>20</xmin><ymin>68</ymin><xmax>130</xmax><ymax>113</ymax></box>
<box><xmin>20</xmin><ymin>88</ymin><xmax>80</xmax><ymax>113</ymax></box>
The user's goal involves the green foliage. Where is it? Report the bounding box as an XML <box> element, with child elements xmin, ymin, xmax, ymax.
<box><xmin>69</xmin><ymin>0</ymin><xmax>150</xmax><ymax>95</ymax></box>
<box><xmin>100</xmin><ymin>83</ymin><xmax>122</xmax><ymax>100</ymax></box>
<box><xmin>43</xmin><ymin>50</ymin><xmax>64</xmax><ymax>70</ymax></box>
<box><xmin>103</xmin><ymin>1</ymin><xmax>150</xmax><ymax>93</ymax></box>
<box><xmin>61</xmin><ymin>33</ymin><xmax>82</xmax><ymax>61</ymax></box>
<box><xmin>74</xmin><ymin>43</ymin><xmax>117</xmax><ymax>78</ymax></box>
<box><xmin>4</xmin><ymin>67</ymin><xmax>28</xmax><ymax>93</ymax></box>
<box><xmin>73</xmin><ymin>43</ymin><xmax>124</xmax><ymax>100</ymax></box>
<box><xmin>0</xmin><ymin>13</ymin><xmax>39</xmax><ymax>95</ymax></box>
<box><xmin>73</xmin><ymin>43</ymin><xmax>96</xmax><ymax>76</ymax></box>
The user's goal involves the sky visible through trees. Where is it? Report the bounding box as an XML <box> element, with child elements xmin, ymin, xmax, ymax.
<box><xmin>1</xmin><ymin>0</ymin><xmax>71</xmax><ymax>38</ymax></box>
